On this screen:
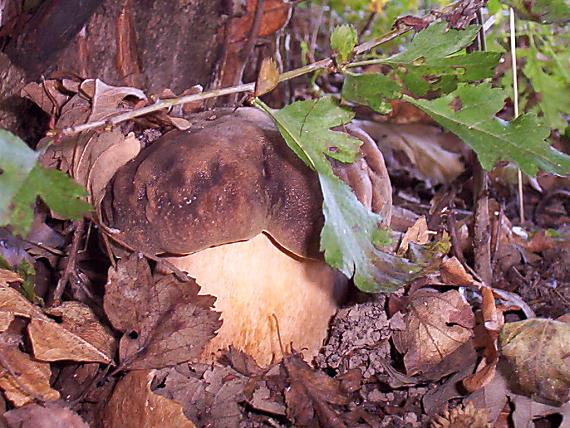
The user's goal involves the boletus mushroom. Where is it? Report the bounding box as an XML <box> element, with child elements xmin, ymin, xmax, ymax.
<box><xmin>102</xmin><ymin>108</ymin><xmax>391</xmax><ymax>366</ymax></box>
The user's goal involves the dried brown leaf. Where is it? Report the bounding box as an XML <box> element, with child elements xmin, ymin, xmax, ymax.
<box><xmin>103</xmin><ymin>254</ymin><xmax>221</xmax><ymax>369</ymax></box>
<box><xmin>0</xmin><ymin>285</ymin><xmax>51</xmax><ymax>333</ymax></box>
<box><xmin>83</xmin><ymin>79</ymin><xmax>146</xmax><ymax>122</ymax></box>
<box><xmin>153</xmin><ymin>363</ymin><xmax>248</xmax><ymax>427</ymax></box>
<box><xmin>255</xmin><ymin>57</ymin><xmax>279</xmax><ymax>97</ymax></box>
<box><xmin>0</xmin><ymin>345</ymin><xmax>59</xmax><ymax>406</ymax></box>
<box><xmin>284</xmin><ymin>353</ymin><xmax>352</xmax><ymax>428</ymax></box>
<box><xmin>3</xmin><ymin>402</ymin><xmax>89</xmax><ymax>428</ymax></box>
<box><xmin>103</xmin><ymin>370</ymin><xmax>196</xmax><ymax>428</ymax></box>
<box><xmin>28</xmin><ymin>301</ymin><xmax>115</xmax><ymax>364</ymax></box>
<box><xmin>440</xmin><ymin>256</ymin><xmax>476</xmax><ymax>286</ymax></box>
<box><xmin>86</xmin><ymin>131</ymin><xmax>140</xmax><ymax>206</ymax></box>
<box><xmin>398</xmin><ymin>216</ymin><xmax>429</xmax><ymax>255</ymax></box>
<box><xmin>392</xmin><ymin>288</ymin><xmax>475</xmax><ymax>375</ymax></box>
<box><xmin>357</xmin><ymin>121</ymin><xmax>465</xmax><ymax>186</ymax></box>
<box><xmin>21</xmin><ymin>80</ymin><xmax>70</xmax><ymax>115</ymax></box>
<box><xmin>499</xmin><ymin>318</ymin><xmax>570</xmax><ymax>405</ymax></box>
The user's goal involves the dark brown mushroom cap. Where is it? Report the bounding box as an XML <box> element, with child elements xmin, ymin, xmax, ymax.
<box><xmin>102</xmin><ymin>108</ymin><xmax>391</xmax><ymax>259</ymax></box>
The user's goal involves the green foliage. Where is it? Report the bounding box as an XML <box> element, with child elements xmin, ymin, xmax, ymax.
<box><xmin>342</xmin><ymin>72</ymin><xmax>400</xmax><ymax>114</ymax></box>
<box><xmin>0</xmin><ymin>130</ymin><xmax>91</xmax><ymax>236</ymax></box>
<box><xmin>521</xmin><ymin>46</ymin><xmax>570</xmax><ymax>133</ymax></box>
<box><xmin>330</xmin><ymin>25</ymin><xmax>358</xmax><ymax>64</ymax></box>
<box><xmin>387</xmin><ymin>23</ymin><xmax>501</xmax><ymax>96</ymax></box>
<box><xmin>405</xmin><ymin>84</ymin><xmax>570</xmax><ymax>176</ymax></box>
<box><xmin>342</xmin><ymin>23</ymin><xmax>501</xmax><ymax>113</ymax></box>
<box><xmin>255</xmin><ymin>97</ymin><xmax>418</xmax><ymax>292</ymax></box>
<box><xmin>505</xmin><ymin>0</ymin><xmax>570</xmax><ymax>24</ymax></box>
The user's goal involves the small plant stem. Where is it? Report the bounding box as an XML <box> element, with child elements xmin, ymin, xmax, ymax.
<box><xmin>56</xmin><ymin>25</ymin><xmax>411</xmax><ymax>137</ymax></box>
<box><xmin>510</xmin><ymin>7</ymin><xmax>525</xmax><ymax>224</ymax></box>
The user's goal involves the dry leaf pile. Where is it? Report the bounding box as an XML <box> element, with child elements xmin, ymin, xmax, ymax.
<box><xmin>0</xmin><ymin>71</ymin><xmax>569</xmax><ymax>428</ymax></box>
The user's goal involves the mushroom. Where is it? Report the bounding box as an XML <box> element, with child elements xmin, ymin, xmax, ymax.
<box><xmin>102</xmin><ymin>108</ymin><xmax>391</xmax><ymax>365</ymax></box>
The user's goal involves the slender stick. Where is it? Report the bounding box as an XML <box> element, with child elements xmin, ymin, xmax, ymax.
<box><xmin>56</xmin><ymin>25</ymin><xmax>411</xmax><ymax>137</ymax></box>
<box><xmin>510</xmin><ymin>7</ymin><xmax>525</xmax><ymax>224</ymax></box>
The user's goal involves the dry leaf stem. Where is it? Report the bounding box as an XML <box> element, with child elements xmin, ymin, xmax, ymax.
<box><xmin>58</xmin><ymin>26</ymin><xmax>411</xmax><ymax>137</ymax></box>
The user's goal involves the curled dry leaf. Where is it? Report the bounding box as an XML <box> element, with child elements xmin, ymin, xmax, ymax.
<box><xmin>398</xmin><ymin>216</ymin><xmax>429</xmax><ymax>256</ymax></box>
<box><xmin>3</xmin><ymin>402</ymin><xmax>89</xmax><ymax>428</ymax></box>
<box><xmin>28</xmin><ymin>301</ymin><xmax>115</xmax><ymax>364</ymax></box>
<box><xmin>0</xmin><ymin>281</ymin><xmax>113</xmax><ymax>364</ymax></box>
<box><xmin>499</xmin><ymin>318</ymin><xmax>570</xmax><ymax>406</ymax></box>
<box><xmin>0</xmin><ymin>283</ymin><xmax>50</xmax><ymax>332</ymax></box>
<box><xmin>439</xmin><ymin>256</ymin><xmax>476</xmax><ymax>286</ymax></box>
<box><xmin>103</xmin><ymin>254</ymin><xmax>221</xmax><ymax>369</ymax></box>
<box><xmin>392</xmin><ymin>288</ymin><xmax>475</xmax><ymax>375</ymax></box>
<box><xmin>0</xmin><ymin>345</ymin><xmax>59</xmax><ymax>406</ymax></box>
<box><xmin>82</xmin><ymin>79</ymin><xmax>146</xmax><ymax>122</ymax></box>
<box><xmin>255</xmin><ymin>57</ymin><xmax>279</xmax><ymax>97</ymax></box>
<box><xmin>103</xmin><ymin>370</ymin><xmax>195</xmax><ymax>428</ymax></box>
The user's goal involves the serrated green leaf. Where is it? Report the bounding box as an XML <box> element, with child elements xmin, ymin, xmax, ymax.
<box><xmin>0</xmin><ymin>129</ymin><xmax>91</xmax><ymax>236</ymax></box>
<box><xmin>522</xmin><ymin>47</ymin><xmax>570</xmax><ymax>133</ymax></box>
<box><xmin>331</xmin><ymin>24</ymin><xmax>358</xmax><ymax>64</ymax></box>
<box><xmin>343</xmin><ymin>22</ymin><xmax>501</xmax><ymax>108</ymax></box>
<box><xmin>386</xmin><ymin>23</ymin><xmax>500</xmax><ymax>96</ymax></box>
<box><xmin>406</xmin><ymin>83</ymin><xmax>570</xmax><ymax>176</ymax></box>
<box><xmin>272</xmin><ymin>96</ymin><xmax>361</xmax><ymax>169</ymax></box>
<box><xmin>255</xmin><ymin>97</ymin><xmax>419</xmax><ymax>292</ymax></box>
<box><xmin>342</xmin><ymin>72</ymin><xmax>401</xmax><ymax>113</ymax></box>
<box><xmin>390</xmin><ymin>22</ymin><xmax>480</xmax><ymax>63</ymax></box>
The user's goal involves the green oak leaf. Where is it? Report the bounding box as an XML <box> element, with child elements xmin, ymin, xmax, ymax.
<box><xmin>331</xmin><ymin>24</ymin><xmax>358</xmax><ymax>64</ymax></box>
<box><xmin>255</xmin><ymin>97</ymin><xmax>418</xmax><ymax>292</ymax></box>
<box><xmin>0</xmin><ymin>129</ymin><xmax>91</xmax><ymax>235</ymax></box>
<box><xmin>406</xmin><ymin>83</ymin><xmax>570</xmax><ymax>176</ymax></box>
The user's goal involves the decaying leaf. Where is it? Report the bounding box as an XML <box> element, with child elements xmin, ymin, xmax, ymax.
<box><xmin>0</xmin><ymin>283</ymin><xmax>51</xmax><ymax>332</ymax></box>
<box><xmin>152</xmin><ymin>361</ymin><xmax>254</xmax><ymax>426</ymax></box>
<box><xmin>284</xmin><ymin>353</ymin><xmax>354</xmax><ymax>427</ymax></box>
<box><xmin>392</xmin><ymin>288</ymin><xmax>475</xmax><ymax>375</ymax></box>
<box><xmin>255</xmin><ymin>57</ymin><xmax>279</xmax><ymax>97</ymax></box>
<box><xmin>398</xmin><ymin>216</ymin><xmax>429</xmax><ymax>255</ymax></box>
<box><xmin>0</xmin><ymin>281</ymin><xmax>113</xmax><ymax>364</ymax></box>
<box><xmin>0</xmin><ymin>345</ymin><xmax>59</xmax><ymax>406</ymax></box>
<box><xmin>103</xmin><ymin>370</ymin><xmax>196</xmax><ymax>428</ymax></box>
<box><xmin>3</xmin><ymin>402</ymin><xmax>89</xmax><ymax>428</ymax></box>
<box><xmin>103</xmin><ymin>254</ymin><xmax>221</xmax><ymax>369</ymax></box>
<box><xmin>356</xmin><ymin>120</ymin><xmax>465</xmax><ymax>186</ymax></box>
<box><xmin>440</xmin><ymin>257</ymin><xmax>476</xmax><ymax>286</ymax></box>
<box><xmin>28</xmin><ymin>302</ymin><xmax>115</xmax><ymax>364</ymax></box>
<box><xmin>499</xmin><ymin>318</ymin><xmax>570</xmax><ymax>405</ymax></box>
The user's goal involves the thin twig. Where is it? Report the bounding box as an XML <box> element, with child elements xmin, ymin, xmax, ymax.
<box><xmin>509</xmin><ymin>7</ymin><xmax>525</xmax><ymax>224</ymax></box>
<box><xmin>56</xmin><ymin>25</ymin><xmax>412</xmax><ymax>137</ymax></box>
<box><xmin>51</xmin><ymin>219</ymin><xmax>85</xmax><ymax>305</ymax></box>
